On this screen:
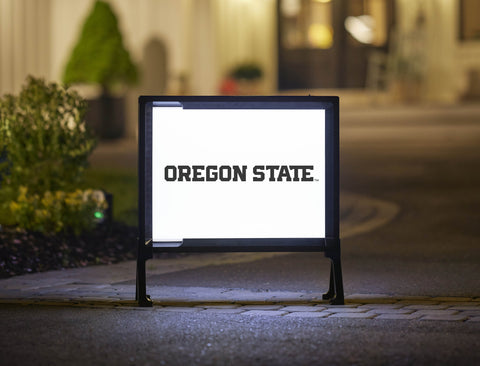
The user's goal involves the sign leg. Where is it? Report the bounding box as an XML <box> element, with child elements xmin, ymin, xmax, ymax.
<box><xmin>329</xmin><ymin>256</ymin><xmax>344</xmax><ymax>305</ymax></box>
<box><xmin>136</xmin><ymin>257</ymin><xmax>153</xmax><ymax>307</ymax></box>
<box><xmin>323</xmin><ymin>238</ymin><xmax>345</xmax><ymax>305</ymax></box>
<box><xmin>322</xmin><ymin>262</ymin><xmax>335</xmax><ymax>300</ymax></box>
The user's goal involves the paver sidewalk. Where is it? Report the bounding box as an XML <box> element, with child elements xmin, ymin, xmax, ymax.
<box><xmin>1</xmin><ymin>259</ymin><xmax>479</xmax><ymax>322</ymax></box>
<box><xmin>1</xmin><ymin>291</ymin><xmax>478</xmax><ymax>322</ymax></box>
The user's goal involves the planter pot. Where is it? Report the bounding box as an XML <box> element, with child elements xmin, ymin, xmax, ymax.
<box><xmin>235</xmin><ymin>79</ymin><xmax>262</xmax><ymax>95</ymax></box>
<box><xmin>85</xmin><ymin>95</ymin><xmax>125</xmax><ymax>139</ymax></box>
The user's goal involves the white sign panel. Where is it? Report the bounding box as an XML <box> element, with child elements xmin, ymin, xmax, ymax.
<box><xmin>151</xmin><ymin>108</ymin><xmax>325</xmax><ymax>242</ymax></box>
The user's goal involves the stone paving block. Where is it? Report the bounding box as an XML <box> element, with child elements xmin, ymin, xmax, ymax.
<box><xmin>201</xmin><ymin>308</ymin><xmax>246</xmax><ymax>314</ymax></box>
<box><xmin>395</xmin><ymin>300</ymin><xmax>439</xmax><ymax>306</ymax></box>
<box><xmin>347</xmin><ymin>299</ymin><xmax>397</xmax><ymax>304</ymax></box>
<box><xmin>467</xmin><ymin>317</ymin><xmax>480</xmax><ymax>322</ymax></box>
<box><xmin>284</xmin><ymin>311</ymin><xmax>331</xmax><ymax>318</ymax></box>
<box><xmin>393</xmin><ymin>296</ymin><xmax>431</xmax><ymax>301</ymax></box>
<box><xmin>411</xmin><ymin>310</ymin><xmax>458</xmax><ymax>317</ymax></box>
<box><xmin>404</xmin><ymin>304</ymin><xmax>449</xmax><ymax>310</ymax></box>
<box><xmin>355</xmin><ymin>299</ymin><xmax>397</xmax><ymax>304</ymax></box>
<box><xmin>375</xmin><ymin>313</ymin><xmax>422</xmax><ymax>320</ymax></box>
<box><xmin>239</xmin><ymin>305</ymin><xmax>284</xmax><ymax>311</ymax></box>
<box><xmin>431</xmin><ymin>297</ymin><xmax>473</xmax><ymax>302</ymax></box>
<box><xmin>282</xmin><ymin>306</ymin><xmax>322</xmax><ymax>312</ymax></box>
<box><xmin>441</xmin><ymin>302</ymin><xmax>478</xmax><ymax>307</ymax></box>
<box><xmin>233</xmin><ymin>301</ymin><xmax>278</xmax><ymax>305</ymax></box>
<box><xmin>345</xmin><ymin>293</ymin><xmax>393</xmax><ymax>300</ymax></box>
<box><xmin>279</xmin><ymin>302</ymin><xmax>314</xmax><ymax>306</ymax></box>
<box><xmin>241</xmin><ymin>310</ymin><xmax>287</xmax><ymax>316</ymax></box>
<box><xmin>324</xmin><ymin>304</ymin><xmax>359</xmax><ymax>309</ymax></box>
<box><xmin>323</xmin><ymin>307</ymin><xmax>367</xmax><ymax>313</ymax></box>
<box><xmin>365</xmin><ymin>308</ymin><xmax>414</xmax><ymax>315</ymax></box>
<box><xmin>457</xmin><ymin>310</ymin><xmax>480</xmax><ymax>317</ymax></box>
<box><xmin>329</xmin><ymin>312</ymin><xmax>377</xmax><ymax>319</ymax></box>
<box><xmin>195</xmin><ymin>304</ymin><xmax>240</xmax><ymax>309</ymax></box>
<box><xmin>420</xmin><ymin>314</ymin><xmax>468</xmax><ymax>322</ymax></box>
<box><xmin>357</xmin><ymin>304</ymin><xmax>404</xmax><ymax>310</ymax></box>
<box><xmin>156</xmin><ymin>307</ymin><xmax>204</xmax><ymax>313</ymax></box>
<box><xmin>447</xmin><ymin>305</ymin><xmax>480</xmax><ymax>311</ymax></box>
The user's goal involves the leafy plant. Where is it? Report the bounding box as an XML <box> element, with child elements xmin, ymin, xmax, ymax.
<box><xmin>62</xmin><ymin>0</ymin><xmax>138</xmax><ymax>94</ymax></box>
<box><xmin>230</xmin><ymin>62</ymin><xmax>263</xmax><ymax>81</ymax></box>
<box><xmin>0</xmin><ymin>76</ymin><xmax>99</xmax><ymax>232</ymax></box>
<box><xmin>10</xmin><ymin>187</ymin><xmax>107</xmax><ymax>235</ymax></box>
<box><xmin>0</xmin><ymin>76</ymin><xmax>96</xmax><ymax>195</ymax></box>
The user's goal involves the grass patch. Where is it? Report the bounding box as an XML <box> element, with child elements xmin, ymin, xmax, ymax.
<box><xmin>82</xmin><ymin>168</ymin><xmax>137</xmax><ymax>226</ymax></box>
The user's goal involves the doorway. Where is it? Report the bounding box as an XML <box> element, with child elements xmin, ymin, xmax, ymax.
<box><xmin>278</xmin><ymin>0</ymin><xmax>394</xmax><ymax>89</ymax></box>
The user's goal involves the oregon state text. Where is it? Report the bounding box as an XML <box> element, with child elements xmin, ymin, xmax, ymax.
<box><xmin>163</xmin><ymin>165</ymin><xmax>316</xmax><ymax>182</ymax></box>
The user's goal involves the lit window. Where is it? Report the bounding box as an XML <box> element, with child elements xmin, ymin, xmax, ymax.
<box><xmin>280</xmin><ymin>0</ymin><xmax>333</xmax><ymax>49</ymax></box>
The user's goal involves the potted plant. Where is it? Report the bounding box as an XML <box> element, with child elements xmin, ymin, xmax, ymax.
<box><xmin>220</xmin><ymin>62</ymin><xmax>263</xmax><ymax>95</ymax></box>
<box><xmin>63</xmin><ymin>0</ymin><xmax>138</xmax><ymax>139</ymax></box>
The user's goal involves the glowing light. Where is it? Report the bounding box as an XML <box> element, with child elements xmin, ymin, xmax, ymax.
<box><xmin>94</xmin><ymin>211</ymin><xmax>104</xmax><ymax>219</ymax></box>
<box><xmin>344</xmin><ymin>15</ymin><xmax>375</xmax><ymax>44</ymax></box>
<box><xmin>281</xmin><ymin>0</ymin><xmax>301</xmax><ymax>17</ymax></box>
<box><xmin>308</xmin><ymin>23</ymin><xmax>333</xmax><ymax>49</ymax></box>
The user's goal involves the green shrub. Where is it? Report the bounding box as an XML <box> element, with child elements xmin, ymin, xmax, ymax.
<box><xmin>0</xmin><ymin>76</ymin><xmax>99</xmax><ymax>232</ymax></box>
<box><xmin>62</xmin><ymin>0</ymin><xmax>138</xmax><ymax>93</ymax></box>
<box><xmin>9</xmin><ymin>187</ymin><xmax>107</xmax><ymax>235</ymax></box>
<box><xmin>0</xmin><ymin>76</ymin><xmax>96</xmax><ymax>195</ymax></box>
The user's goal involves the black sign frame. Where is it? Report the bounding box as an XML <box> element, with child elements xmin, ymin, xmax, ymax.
<box><xmin>137</xmin><ymin>96</ymin><xmax>343</xmax><ymax>306</ymax></box>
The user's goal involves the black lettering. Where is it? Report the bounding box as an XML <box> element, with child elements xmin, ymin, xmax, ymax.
<box><xmin>253</xmin><ymin>166</ymin><xmax>265</xmax><ymax>181</ymax></box>
<box><xmin>277</xmin><ymin>165</ymin><xmax>292</xmax><ymax>181</ymax></box>
<box><xmin>290</xmin><ymin>166</ymin><xmax>301</xmax><ymax>181</ymax></box>
<box><xmin>219</xmin><ymin>165</ymin><xmax>231</xmax><ymax>181</ymax></box>
<box><xmin>164</xmin><ymin>164</ymin><xmax>313</xmax><ymax>183</ymax></box>
<box><xmin>164</xmin><ymin>166</ymin><xmax>177</xmax><ymax>181</ymax></box>
<box><xmin>178</xmin><ymin>165</ymin><xmax>191</xmax><ymax>181</ymax></box>
<box><xmin>265</xmin><ymin>165</ymin><xmax>280</xmax><ymax>181</ymax></box>
<box><xmin>192</xmin><ymin>165</ymin><xmax>204</xmax><ymax>181</ymax></box>
<box><xmin>232</xmin><ymin>165</ymin><xmax>247</xmax><ymax>181</ymax></box>
<box><xmin>299</xmin><ymin>165</ymin><xmax>314</xmax><ymax>181</ymax></box>
<box><xmin>206</xmin><ymin>165</ymin><xmax>218</xmax><ymax>181</ymax></box>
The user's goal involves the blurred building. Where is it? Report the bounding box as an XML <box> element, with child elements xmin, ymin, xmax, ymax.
<box><xmin>1</xmin><ymin>0</ymin><xmax>479</xmax><ymax>137</ymax></box>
